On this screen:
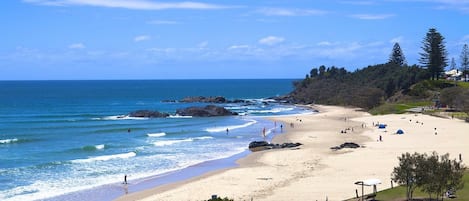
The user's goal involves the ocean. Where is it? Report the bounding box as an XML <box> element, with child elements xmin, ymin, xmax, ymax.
<box><xmin>0</xmin><ymin>79</ymin><xmax>310</xmax><ymax>201</ymax></box>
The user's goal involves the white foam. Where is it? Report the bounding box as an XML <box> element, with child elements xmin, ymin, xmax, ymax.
<box><xmin>205</xmin><ymin>119</ymin><xmax>257</xmax><ymax>133</ymax></box>
<box><xmin>153</xmin><ymin>139</ymin><xmax>192</xmax><ymax>146</ymax></box>
<box><xmin>95</xmin><ymin>144</ymin><xmax>105</xmax><ymax>150</ymax></box>
<box><xmin>248</xmin><ymin>107</ymin><xmax>294</xmax><ymax>114</ymax></box>
<box><xmin>147</xmin><ymin>132</ymin><xmax>166</xmax><ymax>137</ymax></box>
<box><xmin>0</xmin><ymin>138</ymin><xmax>18</xmax><ymax>144</ymax></box>
<box><xmin>153</xmin><ymin>136</ymin><xmax>213</xmax><ymax>147</ymax></box>
<box><xmin>100</xmin><ymin>115</ymin><xmax>149</xmax><ymax>120</ymax></box>
<box><xmin>71</xmin><ymin>152</ymin><xmax>136</xmax><ymax>163</ymax></box>
<box><xmin>168</xmin><ymin>115</ymin><xmax>192</xmax><ymax>118</ymax></box>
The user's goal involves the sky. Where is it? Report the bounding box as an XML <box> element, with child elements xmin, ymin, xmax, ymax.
<box><xmin>1</xmin><ymin>0</ymin><xmax>469</xmax><ymax>80</ymax></box>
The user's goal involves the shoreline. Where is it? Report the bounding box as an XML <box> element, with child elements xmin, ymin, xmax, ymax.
<box><xmin>116</xmin><ymin>105</ymin><xmax>373</xmax><ymax>201</ymax></box>
<box><xmin>116</xmin><ymin>104</ymin><xmax>469</xmax><ymax>201</ymax></box>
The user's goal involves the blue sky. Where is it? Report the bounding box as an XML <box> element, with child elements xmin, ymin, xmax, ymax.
<box><xmin>1</xmin><ymin>0</ymin><xmax>469</xmax><ymax>80</ymax></box>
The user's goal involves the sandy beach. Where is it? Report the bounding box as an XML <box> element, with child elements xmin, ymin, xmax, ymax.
<box><xmin>116</xmin><ymin>105</ymin><xmax>469</xmax><ymax>201</ymax></box>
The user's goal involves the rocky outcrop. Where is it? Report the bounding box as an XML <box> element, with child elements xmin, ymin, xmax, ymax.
<box><xmin>330</xmin><ymin>142</ymin><xmax>360</xmax><ymax>150</ymax></box>
<box><xmin>160</xmin><ymin>96</ymin><xmax>255</xmax><ymax>104</ymax></box>
<box><xmin>129</xmin><ymin>110</ymin><xmax>170</xmax><ymax>118</ymax></box>
<box><xmin>248</xmin><ymin>141</ymin><xmax>302</xmax><ymax>152</ymax></box>
<box><xmin>180</xmin><ymin>96</ymin><xmax>227</xmax><ymax>103</ymax></box>
<box><xmin>176</xmin><ymin>105</ymin><xmax>238</xmax><ymax>117</ymax></box>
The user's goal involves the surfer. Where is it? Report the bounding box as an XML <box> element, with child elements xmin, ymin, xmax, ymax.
<box><xmin>226</xmin><ymin>128</ymin><xmax>229</xmax><ymax>135</ymax></box>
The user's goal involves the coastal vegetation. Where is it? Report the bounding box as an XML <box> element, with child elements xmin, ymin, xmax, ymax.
<box><xmin>391</xmin><ymin>152</ymin><xmax>466</xmax><ymax>200</ymax></box>
<box><xmin>290</xmin><ymin>28</ymin><xmax>469</xmax><ymax>115</ymax></box>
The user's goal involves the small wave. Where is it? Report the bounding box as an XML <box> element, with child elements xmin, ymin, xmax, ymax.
<box><xmin>205</xmin><ymin>119</ymin><xmax>257</xmax><ymax>133</ymax></box>
<box><xmin>71</xmin><ymin>152</ymin><xmax>136</xmax><ymax>163</ymax></box>
<box><xmin>82</xmin><ymin>144</ymin><xmax>105</xmax><ymax>151</ymax></box>
<box><xmin>0</xmin><ymin>138</ymin><xmax>18</xmax><ymax>144</ymax></box>
<box><xmin>168</xmin><ymin>115</ymin><xmax>192</xmax><ymax>118</ymax></box>
<box><xmin>153</xmin><ymin>136</ymin><xmax>213</xmax><ymax>147</ymax></box>
<box><xmin>95</xmin><ymin>115</ymin><xmax>149</xmax><ymax>120</ymax></box>
<box><xmin>147</xmin><ymin>132</ymin><xmax>166</xmax><ymax>137</ymax></box>
<box><xmin>248</xmin><ymin>107</ymin><xmax>294</xmax><ymax>114</ymax></box>
<box><xmin>153</xmin><ymin>139</ymin><xmax>192</xmax><ymax>146</ymax></box>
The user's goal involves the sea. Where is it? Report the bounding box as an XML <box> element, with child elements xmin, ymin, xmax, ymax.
<box><xmin>0</xmin><ymin>79</ymin><xmax>311</xmax><ymax>201</ymax></box>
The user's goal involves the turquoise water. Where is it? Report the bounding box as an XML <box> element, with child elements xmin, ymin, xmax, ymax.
<box><xmin>0</xmin><ymin>79</ymin><xmax>310</xmax><ymax>201</ymax></box>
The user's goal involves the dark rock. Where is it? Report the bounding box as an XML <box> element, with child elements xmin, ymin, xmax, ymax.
<box><xmin>180</xmin><ymin>96</ymin><xmax>227</xmax><ymax>103</ymax></box>
<box><xmin>176</xmin><ymin>105</ymin><xmax>238</xmax><ymax>117</ymax></box>
<box><xmin>248</xmin><ymin>141</ymin><xmax>302</xmax><ymax>152</ymax></box>
<box><xmin>161</xmin><ymin>100</ymin><xmax>177</xmax><ymax>103</ymax></box>
<box><xmin>129</xmin><ymin>110</ymin><xmax>170</xmax><ymax>118</ymax></box>
<box><xmin>330</xmin><ymin>142</ymin><xmax>360</xmax><ymax>150</ymax></box>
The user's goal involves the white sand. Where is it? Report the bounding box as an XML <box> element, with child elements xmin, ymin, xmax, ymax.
<box><xmin>116</xmin><ymin>105</ymin><xmax>469</xmax><ymax>201</ymax></box>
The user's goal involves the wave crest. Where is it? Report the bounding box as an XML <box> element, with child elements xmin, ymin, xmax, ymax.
<box><xmin>71</xmin><ymin>152</ymin><xmax>136</xmax><ymax>163</ymax></box>
<box><xmin>147</xmin><ymin>132</ymin><xmax>166</xmax><ymax>137</ymax></box>
<box><xmin>205</xmin><ymin>119</ymin><xmax>257</xmax><ymax>133</ymax></box>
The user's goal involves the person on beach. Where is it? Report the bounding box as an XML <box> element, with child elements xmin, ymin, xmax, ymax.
<box><xmin>226</xmin><ymin>128</ymin><xmax>229</xmax><ymax>135</ymax></box>
<box><xmin>379</xmin><ymin>135</ymin><xmax>382</xmax><ymax>142</ymax></box>
<box><xmin>127</xmin><ymin>129</ymin><xmax>131</xmax><ymax>133</ymax></box>
<box><xmin>124</xmin><ymin>174</ymin><xmax>128</xmax><ymax>184</ymax></box>
<box><xmin>280</xmin><ymin>124</ymin><xmax>283</xmax><ymax>132</ymax></box>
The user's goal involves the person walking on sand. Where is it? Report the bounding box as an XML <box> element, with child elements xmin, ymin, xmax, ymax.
<box><xmin>262</xmin><ymin>127</ymin><xmax>266</xmax><ymax>140</ymax></box>
<box><xmin>124</xmin><ymin>174</ymin><xmax>128</xmax><ymax>184</ymax></box>
<box><xmin>379</xmin><ymin>135</ymin><xmax>382</xmax><ymax>142</ymax></box>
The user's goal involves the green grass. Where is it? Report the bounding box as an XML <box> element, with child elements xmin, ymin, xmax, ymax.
<box><xmin>373</xmin><ymin>171</ymin><xmax>469</xmax><ymax>201</ymax></box>
<box><xmin>456</xmin><ymin>81</ymin><xmax>469</xmax><ymax>88</ymax></box>
<box><xmin>370</xmin><ymin>101</ymin><xmax>432</xmax><ymax>115</ymax></box>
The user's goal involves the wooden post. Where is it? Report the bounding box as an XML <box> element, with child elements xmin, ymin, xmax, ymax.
<box><xmin>355</xmin><ymin>189</ymin><xmax>359</xmax><ymax>198</ymax></box>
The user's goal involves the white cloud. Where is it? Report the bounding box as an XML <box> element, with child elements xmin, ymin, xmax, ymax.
<box><xmin>350</xmin><ymin>14</ymin><xmax>395</xmax><ymax>20</ymax></box>
<box><xmin>68</xmin><ymin>43</ymin><xmax>85</xmax><ymax>49</ymax></box>
<box><xmin>257</xmin><ymin>8</ymin><xmax>328</xmax><ymax>16</ymax></box>
<box><xmin>390</xmin><ymin>36</ymin><xmax>404</xmax><ymax>44</ymax></box>
<box><xmin>339</xmin><ymin>1</ymin><xmax>376</xmax><ymax>5</ymax></box>
<box><xmin>258</xmin><ymin>36</ymin><xmax>285</xmax><ymax>46</ymax></box>
<box><xmin>147</xmin><ymin>20</ymin><xmax>179</xmax><ymax>25</ymax></box>
<box><xmin>198</xmin><ymin>41</ymin><xmax>208</xmax><ymax>48</ymax></box>
<box><xmin>23</xmin><ymin>0</ymin><xmax>230</xmax><ymax>10</ymax></box>
<box><xmin>228</xmin><ymin>45</ymin><xmax>250</xmax><ymax>50</ymax></box>
<box><xmin>317</xmin><ymin>41</ymin><xmax>337</xmax><ymax>46</ymax></box>
<box><xmin>134</xmin><ymin>35</ymin><xmax>150</xmax><ymax>42</ymax></box>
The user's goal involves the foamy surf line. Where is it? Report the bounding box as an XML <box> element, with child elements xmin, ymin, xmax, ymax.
<box><xmin>71</xmin><ymin>152</ymin><xmax>136</xmax><ymax>163</ymax></box>
<box><xmin>153</xmin><ymin>136</ymin><xmax>213</xmax><ymax>146</ymax></box>
<box><xmin>205</xmin><ymin>119</ymin><xmax>257</xmax><ymax>133</ymax></box>
<box><xmin>147</xmin><ymin>132</ymin><xmax>166</xmax><ymax>137</ymax></box>
<box><xmin>0</xmin><ymin>138</ymin><xmax>18</xmax><ymax>144</ymax></box>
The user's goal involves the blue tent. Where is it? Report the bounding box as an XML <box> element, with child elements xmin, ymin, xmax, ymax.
<box><xmin>396</xmin><ymin>129</ymin><xmax>404</xmax><ymax>134</ymax></box>
<box><xmin>378</xmin><ymin>124</ymin><xmax>387</xmax><ymax>129</ymax></box>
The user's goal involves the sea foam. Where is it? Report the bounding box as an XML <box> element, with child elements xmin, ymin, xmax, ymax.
<box><xmin>205</xmin><ymin>119</ymin><xmax>257</xmax><ymax>133</ymax></box>
<box><xmin>153</xmin><ymin>136</ymin><xmax>213</xmax><ymax>147</ymax></box>
<box><xmin>0</xmin><ymin>138</ymin><xmax>19</xmax><ymax>144</ymax></box>
<box><xmin>71</xmin><ymin>152</ymin><xmax>136</xmax><ymax>163</ymax></box>
<box><xmin>147</xmin><ymin>132</ymin><xmax>166</xmax><ymax>137</ymax></box>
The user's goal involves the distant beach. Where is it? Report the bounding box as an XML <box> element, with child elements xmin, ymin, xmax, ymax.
<box><xmin>117</xmin><ymin>105</ymin><xmax>469</xmax><ymax>201</ymax></box>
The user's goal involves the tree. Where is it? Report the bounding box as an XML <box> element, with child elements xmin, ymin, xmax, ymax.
<box><xmin>392</xmin><ymin>152</ymin><xmax>419</xmax><ymax>200</ymax></box>
<box><xmin>450</xmin><ymin>57</ymin><xmax>457</xmax><ymax>70</ymax></box>
<box><xmin>419</xmin><ymin>28</ymin><xmax>448</xmax><ymax>80</ymax></box>
<box><xmin>392</xmin><ymin>152</ymin><xmax>466</xmax><ymax>201</ymax></box>
<box><xmin>310</xmin><ymin>68</ymin><xmax>318</xmax><ymax>78</ymax></box>
<box><xmin>461</xmin><ymin>44</ymin><xmax>469</xmax><ymax>81</ymax></box>
<box><xmin>389</xmin><ymin>42</ymin><xmax>407</xmax><ymax>66</ymax></box>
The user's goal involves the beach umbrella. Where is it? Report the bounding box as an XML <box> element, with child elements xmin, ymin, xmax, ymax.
<box><xmin>396</xmin><ymin>129</ymin><xmax>404</xmax><ymax>134</ymax></box>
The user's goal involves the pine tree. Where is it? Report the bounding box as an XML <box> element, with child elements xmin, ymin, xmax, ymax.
<box><xmin>389</xmin><ymin>42</ymin><xmax>407</xmax><ymax>66</ymax></box>
<box><xmin>419</xmin><ymin>28</ymin><xmax>448</xmax><ymax>80</ymax></box>
<box><xmin>461</xmin><ymin>44</ymin><xmax>469</xmax><ymax>81</ymax></box>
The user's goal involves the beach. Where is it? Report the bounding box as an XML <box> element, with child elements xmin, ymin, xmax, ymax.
<box><xmin>116</xmin><ymin>105</ymin><xmax>469</xmax><ymax>201</ymax></box>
